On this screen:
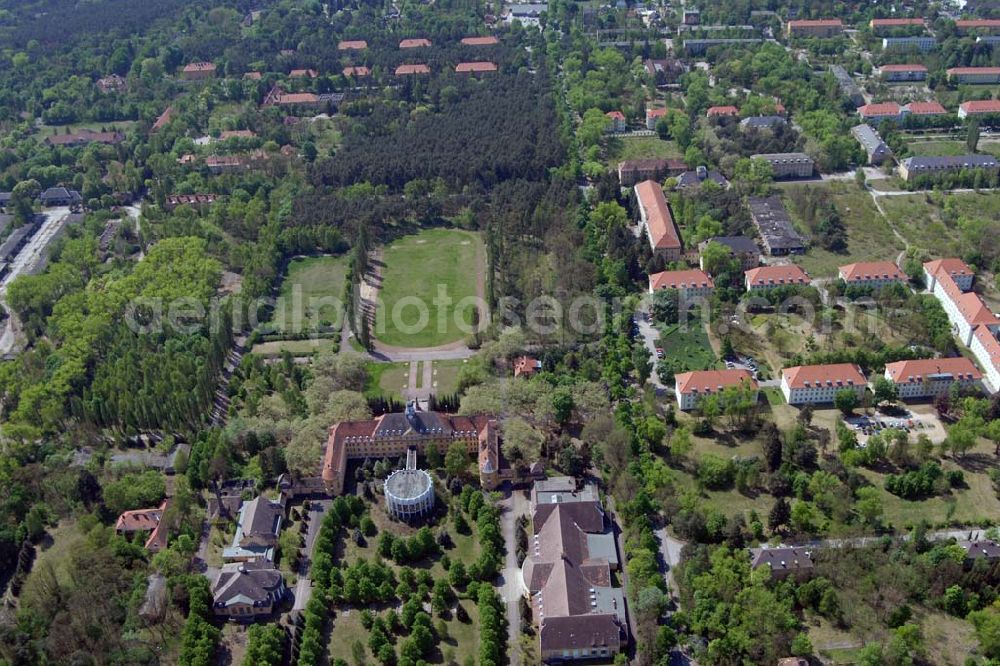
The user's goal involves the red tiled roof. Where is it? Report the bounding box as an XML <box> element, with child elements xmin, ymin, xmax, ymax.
<box><xmin>276</xmin><ymin>92</ymin><xmax>321</xmax><ymax>104</ymax></box>
<box><xmin>290</xmin><ymin>69</ymin><xmax>318</xmax><ymax>78</ymax></box>
<box><xmin>343</xmin><ymin>66</ymin><xmax>371</xmax><ymax>77</ymax></box>
<box><xmin>243</xmin><ymin>71</ymin><xmax>263</xmax><ymax>80</ymax></box>
<box><xmin>782</xmin><ymin>363</ymin><xmax>866</xmax><ymax>390</ymax></box>
<box><xmin>858</xmin><ymin>102</ymin><xmax>902</xmax><ymax>117</ymax></box>
<box><xmin>219</xmin><ymin>129</ymin><xmax>255</xmax><ymax>140</ymax></box>
<box><xmin>960</xmin><ymin>100</ymin><xmax>1000</xmax><ymax>114</ymax></box>
<box><xmin>885</xmin><ymin>357</ymin><xmax>982</xmax><ymax>384</ymax></box>
<box><xmin>152</xmin><ymin>106</ymin><xmax>173</xmax><ymax>132</ymax></box>
<box><xmin>513</xmin><ymin>355</ymin><xmax>541</xmax><ymax>377</ymax></box>
<box><xmin>788</xmin><ymin>19</ymin><xmax>843</xmax><ymax>27</ymax></box>
<box><xmin>338</xmin><ymin>40</ymin><xmax>368</xmax><ymax>50</ymax></box>
<box><xmin>649</xmin><ymin>269</ymin><xmax>714</xmax><ymax>291</ymax></box>
<box><xmin>881</xmin><ymin>63</ymin><xmax>928</xmax><ymax>72</ymax></box>
<box><xmin>634</xmin><ymin>180</ymin><xmax>681</xmax><ymax>251</ymax></box>
<box><xmin>924</xmin><ymin>258</ymin><xmax>973</xmax><ymax>281</ymax></box>
<box><xmin>974</xmin><ymin>326</ymin><xmax>1000</xmax><ymax>372</ymax></box>
<box><xmin>956</xmin><ymin>19</ymin><xmax>1000</xmax><ymax>29</ymax></box>
<box><xmin>646</xmin><ymin>108</ymin><xmax>668</xmax><ymax>119</ymax></box>
<box><xmin>871</xmin><ymin>18</ymin><xmax>924</xmax><ymax>26</ymax></box>
<box><xmin>461</xmin><ymin>36</ymin><xmax>499</xmax><ymax>45</ymax></box>
<box><xmin>675</xmin><ymin>369</ymin><xmax>757</xmax><ymax>395</ymax></box>
<box><xmin>183</xmin><ymin>62</ymin><xmax>216</xmax><ymax>73</ymax></box>
<box><xmin>400</xmin><ymin>38</ymin><xmax>432</xmax><ymax>48</ymax></box>
<box><xmin>948</xmin><ymin>67</ymin><xmax>1000</xmax><ymax>76</ymax></box>
<box><xmin>706</xmin><ymin>105</ymin><xmax>739</xmax><ymax>117</ymax></box>
<box><xmin>839</xmin><ymin>261</ymin><xmax>905</xmax><ymax>282</ymax></box>
<box><xmin>395</xmin><ymin>64</ymin><xmax>430</xmax><ymax>75</ymax></box>
<box><xmin>906</xmin><ymin>101</ymin><xmax>947</xmax><ymax>115</ymax></box>
<box><xmin>955</xmin><ymin>291</ymin><xmax>1000</xmax><ymax>327</ymax></box>
<box><xmin>606</xmin><ymin>111</ymin><xmax>625</xmax><ymax>120</ymax></box>
<box><xmin>745</xmin><ymin>264</ymin><xmax>810</xmax><ymax>287</ymax></box>
<box><xmin>455</xmin><ymin>61</ymin><xmax>497</xmax><ymax>73</ymax></box>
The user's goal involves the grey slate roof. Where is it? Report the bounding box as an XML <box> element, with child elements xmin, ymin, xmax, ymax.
<box><xmin>958</xmin><ymin>539</ymin><xmax>1000</xmax><ymax>561</ymax></box>
<box><xmin>749</xmin><ymin>546</ymin><xmax>815</xmax><ymax>574</ymax></box>
<box><xmin>740</xmin><ymin>115</ymin><xmax>787</xmax><ymax>129</ymax></box>
<box><xmin>676</xmin><ymin>168</ymin><xmax>729</xmax><ymax>189</ymax></box>
<box><xmin>212</xmin><ymin>560</ymin><xmax>286</xmax><ymax>609</ymax></box>
<box><xmin>902</xmin><ymin>155</ymin><xmax>999</xmax><ymax>170</ymax></box>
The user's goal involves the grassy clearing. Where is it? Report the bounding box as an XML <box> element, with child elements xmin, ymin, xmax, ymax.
<box><xmin>365</xmin><ymin>362</ymin><xmax>410</xmax><ymax>399</ymax></box>
<box><xmin>604</xmin><ymin>135</ymin><xmax>682</xmax><ymax>167</ymax></box>
<box><xmin>250</xmin><ymin>338</ymin><xmax>337</xmax><ymax>357</ymax></box>
<box><xmin>903</xmin><ymin>139</ymin><xmax>969</xmax><ymax>157</ymax></box>
<box><xmin>432</xmin><ymin>359</ymin><xmax>467</xmax><ymax>396</ymax></box>
<box><xmin>660</xmin><ymin>322</ymin><xmax>717</xmax><ymax>371</ymax></box>
<box><xmin>776</xmin><ymin>181</ymin><xmax>904</xmax><ymax>278</ymax></box>
<box><xmin>21</xmin><ymin>521</ymin><xmax>85</xmax><ymax>593</ymax></box>
<box><xmin>375</xmin><ymin>229</ymin><xmax>484</xmax><ymax>348</ymax></box>
<box><xmin>271</xmin><ymin>255</ymin><xmax>348</xmax><ymax>333</ymax></box>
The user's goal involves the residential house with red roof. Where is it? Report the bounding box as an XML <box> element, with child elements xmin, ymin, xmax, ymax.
<box><xmin>634</xmin><ymin>180</ymin><xmax>682</xmax><ymax>260</ymax></box>
<box><xmin>338</xmin><ymin>40</ymin><xmax>368</xmax><ymax>50</ymax></box>
<box><xmin>744</xmin><ymin>264</ymin><xmax>810</xmax><ymax>292</ymax></box>
<box><xmin>706</xmin><ymin>105</ymin><xmax>739</xmax><ymax>118</ymax></box>
<box><xmin>781</xmin><ymin>363</ymin><xmax>868</xmax><ymax>405</ymax></box>
<box><xmin>956</xmin><ymin>19</ymin><xmax>1000</xmax><ymax>34</ymax></box>
<box><xmin>838</xmin><ymin>261</ymin><xmax>905</xmax><ymax>288</ymax></box>
<box><xmin>883</xmin><ymin>357</ymin><xmax>983</xmax><ymax>399</ymax></box>
<box><xmin>395</xmin><ymin>64</ymin><xmax>431</xmax><ymax>75</ymax></box>
<box><xmin>115</xmin><ymin>500</ymin><xmax>169</xmax><ymax>552</ymax></box>
<box><xmin>343</xmin><ymin>66</ymin><xmax>371</xmax><ymax>77</ymax></box>
<box><xmin>400</xmin><ymin>38</ymin><xmax>432</xmax><ymax>48</ymax></box>
<box><xmin>182</xmin><ymin>62</ymin><xmax>217</xmax><ymax>80</ymax></box>
<box><xmin>959</xmin><ymin>99</ymin><xmax>1000</xmax><ymax>118</ymax></box>
<box><xmin>647</xmin><ymin>269</ymin><xmax>714</xmax><ymax>299</ymax></box>
<box><xmin>455</xmin><ymin>61</ymin><xmax>497</xmax><ymax>74</ymax></box>
<box><xmin>948</xmin><ymin>67</ymin><xmax>1000</xmax><ymax>84</ymax></box>
<box><xmin>461</xmin><ymin>36</ymin><xmax>499</xmax><ymax>45</ymax></box>
<box><xmin>605</xmin><ymin>111</ymin><xmax>626</xmax><ymax>132</ymax></box>
<box><xmin>786</xmin><ymin>19</ymin><xmax>843</xmax><ymax>38</ymax></box>
<box><xmin>513</xmin><ymin>355</ymin><xmax>542</xmax><ymax>378</ymax></box>
<box><xmin>870</xmin><ymin>18</ymin><xmax>925</xmax><ymax>33</ymax></box>
<box><xmin>674</xmin><ymin>369</ymin><xmax>758</xmax><ymax>411</ymax></box>
<box><xmin>646</xmin><ymin>107</ymin><xmax>667</xmax><ymax>130</ymax></box>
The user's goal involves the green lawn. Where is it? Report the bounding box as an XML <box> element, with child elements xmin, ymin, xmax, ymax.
<box><xmin>879</xmin><ymin>191</ymin><xmax>1000</xmax><ymax>260</ymax></box>
<box><xmin>605</xmin><ymin>135</ymin><xmax>683</xmax><ymax>167</ymax></box>
<box><xmin>432</xmin><ymin>359</ymin><xmax>468</xmax><ymax>395</ymax></box>
<box><xmin>250</xmin><ymin>338</ymin><xmax>338</xmax><ymax>358</ymax></box>
<box><xmin>777</xmin><ymin>181</ymin><xmax>904</xmax><ymax>278</ymax></box>
<box><xmin>364</xmin><ymin>362</ymin><xmax>410</xmax><ymax>399</ymax></box>
<box><xmin>375</xmin><ymin>229</ymin><xmax>485</xmax><ymax>348</ymax></box>
<box><xmin>904</xmin><ymin>140</ymin><xmax>968</xmax><ymax>157</ymax></box>
<box><xmin>270</xmin><ymin>255</ymin><xmax>348</xmax><ymax>333</ymax></box>
<box><xmin>660</xmin><ymin>322</ymin><xmax>717</xmax><ymax>372</ymax></box>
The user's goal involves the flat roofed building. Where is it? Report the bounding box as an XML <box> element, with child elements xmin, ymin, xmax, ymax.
<box><xmin>880</xmin><ymin>63</ymin><xmax>928</xmax><ymax>81</ymax></box>
<box><xmin>882</xmin><ymin>36</ymin><xmax>936</xmax><ymax>52</ymax></box>
<box><xmin>674</xmin><ymin>369</ymin><xmax>758</xmax><ymax>411</ymax></box>
<box><xmin>838</xmin><ymin>260</ymin><xmax>905</xmax><ymax>287</ymax></box>
<box><xmin>634</xmin><ymin>180</ymin><xmax>682</xmax><ymax>260</ymax></box>
<box><xmin>748</xmin><ymin>196</ymin><xmax>807</xmax><ymax>255</ymax></box>
<box><xmin>870</xmin><ymin>17</ymin><xmax>925</xmax><ymax>33</ymax></box>
<box><xmin>781</xmin><ymin>363</ymin><xmax>868</xmax><ymax>405</ymax></box>
<box><xmin>851</xmin><ymin>124</ymin><xmax>892</xmax><ymax>165</ymax></box>
<box><xmin>786</xmin><ymin>19</ymin><xmax>843</xmax><ymax>38</ymax></box>
<box><xmin>647</xmin><ymin>268</ymin><xmax>714</xmax><ymax>299</ymax></box>
<box><xmin>899</xmin><ymin>154</ymin><xmax>999</xmax><ymax>181</ymax></box>
<box><xmin>884</xmin><ymin>357</ymin><xmax>983</xmax><ymax>398</ymax></box>
<box><xmin>745</xmin><ymin>264</ymin><xmax>811</xmax><ymax>291</ymax></box>
<box><xmin>751</xmin><ymin>152</ymin><xmax>814</xmax><ymax>179</ymax></box>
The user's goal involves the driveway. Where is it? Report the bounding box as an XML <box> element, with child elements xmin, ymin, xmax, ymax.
<box><xmin>635</xmin><ymin>310</ymin><xmax>668</xmax><ymax>391</ymax></box>
<box><xmin>293</xmin><ymin>499</ymin><xmax>332</xmax><ymax>611</ymax></box>
<box><xmin>499</xmin><ymin>488</ymin><xmax>531</xmax><ymax>666</ymax></box>
<box><xmin>654</xmin><ymin>528</ymin><xmax>685</xmax><ymax>599</ymax></box>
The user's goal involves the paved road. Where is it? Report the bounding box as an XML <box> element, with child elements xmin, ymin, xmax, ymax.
<box><xmin>635</xmin><ymin>310</ymin><xmax>668</xmax><ymax>391</ymax></box>
<box><xmin>194</xmin><ymin>520</ymin><xmax>220</xmax><ymax>584</ymax></box>
<box><xmin>655</xmin><ymin>528</ymin><xmax>685</xmax><ymax>598</ymax></box>
<box><xmin>499</xmin><ymin>489</ymin><xmax>530</xmax><ymax>666</ymax></box>
<box><xmin>294</xmin><ymin>499</ymin><xmax>331</xmax><ymax>611</ymax></box>
<box><xmin>0</xmin><ymin>206</ymin><xmax>78</xmax><ymax>355</ymax></box>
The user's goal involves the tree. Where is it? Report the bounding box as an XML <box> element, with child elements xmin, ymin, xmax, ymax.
<box><xmin>501</xmin><ymin>417</ymin><xmax>544</xmax><ymax>470</ymax></box>
<box><xmin>768</xmin><ymin>497</ymin><xmax>791</xmax><ymax>532</ymax></box>
<box><xmin>10</xmin><ymin>179</ymin><xmax>41</xmax><ymax>225</ymax></box>
<box><xmin>854</xmin><ymin>487</ymin><xmax>883</xmax><ymax>526</ymax></box>
<box><xmin>244</xmin><ymin>625</ymin><xmax>284</xmax><ymax>666</ymax></box>
<box><xmin>790</xmin><ymin>633</ymin><xmax>813</xmax><ymax>657</ymax></box>
<box><xmin>650</xmin><ymin>288</ymin><xmax>679</xmax><ymax>325</ymax></box>
<box><xmin>872</xmin><ymin>377</ymin><xmax>898</xmax><ymax>406</ymax></box>
<box><xmin>968</xmin><ymin>121</ymin><xmax>981</xmax><ymax>154</ymax></box>
<box><xmin>834</xmin><ymin>389</ymin><xmax>858</xmax><ymax>414</ymax></box>
<box><xmin>445</xmin><ymin>441</ymin><xmax>471</xmax><ymax>479</ymax></box>
<box><xmin>969</xmin><ymin>602</ymin><xmax>1000</xmax><ymax>658</ymax></box>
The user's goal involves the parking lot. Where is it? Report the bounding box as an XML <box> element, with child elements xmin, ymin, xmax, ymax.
<box><xmin>843</xmin><ymin>405</ymin><xmax>948</xmax><ymax>445</ymax></box>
